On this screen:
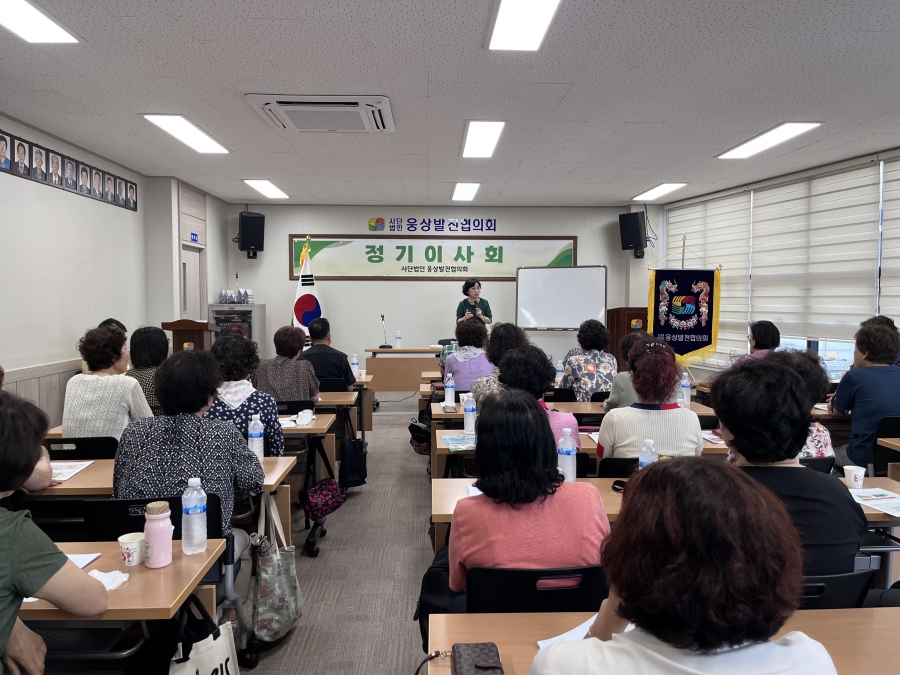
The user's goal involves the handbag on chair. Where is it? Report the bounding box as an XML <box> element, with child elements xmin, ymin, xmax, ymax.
<box><xmin>338</xmin><ymin>412</ymin><xmax>367</xmax><ymax>489</ymax></box>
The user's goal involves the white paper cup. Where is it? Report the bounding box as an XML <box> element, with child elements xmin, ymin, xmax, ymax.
<box><xmin>357</xmin><ymin>369</ymin><xmax>366</xmax><ymax>378</ymax></box>
<box><xmin>844</xmin><ymin>465</ymin><xmax>866</xmax><ymax>489</ymax></box>
<box><xmin>296</xmin><ymin>409</ymin><xmax>314</xmax><ymax>425</ymax></box>
<box><xmin>118</xmin><ymin>532</ymin><xmax>145</xmax><ymax>566</ymax></box>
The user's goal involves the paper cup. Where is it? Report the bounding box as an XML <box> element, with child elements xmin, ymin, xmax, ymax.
<box><xmin>118</xmin><ymin>532</ymin><xmax>145</xmax><ymax>566</ymax></box>
<box><xmin>844</xmin><ymin>465</ymin><xmax>866</xmax><ymax>489</ymax></box>
<box><xmin>357</xmin><ymin>369</ymin><xmax>366</xmax><ymax>378</ymax></box>
<box><xmin>296</xmin><ymin>409</ymin><xmax>314</xmax><ymax>425</ymax></box>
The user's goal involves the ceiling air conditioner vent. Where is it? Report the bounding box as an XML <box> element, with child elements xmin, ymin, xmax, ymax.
<box><xmin>244</xmin><ymin>94</ymin><xmax>395</xmax><ymax>132</ymax></box>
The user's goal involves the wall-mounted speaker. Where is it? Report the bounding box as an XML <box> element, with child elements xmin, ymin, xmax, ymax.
<box><xmin>618</xmin><ymin>212</ymin><xmax>646</xmax><ymax>251</ymax></box>
<box><xmin>238</xmin><ymin>212</ymin><xmax>265</xmax><ymax>253</ymax></box>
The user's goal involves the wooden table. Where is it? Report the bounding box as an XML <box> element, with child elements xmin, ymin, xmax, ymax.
<box><xmin>365</xmin><ymin>347</ymin><xmax>441</xmax><ymax>391</ymax></box>
<box><xmin>431</xmin><ymin>401</ymin><xmax>715</xmax><ymax>421</ymax></box>
<box><xmin>422</xmin><ymin>370</ymin><xmax>443</xmax><ymax>383</ymax></box>
<box><xmin>877</xmin><ymin>437</ymin><xmax>900</xmax><ymax>452</ymax></box>
<box><xmin>20</xmin><ymin>540</ymin><xmax>224</xmax><ymax>621</ymax></box>
<box><xmin>428</xmin><ymin>608</ymin><xmax>900</xmax><ymax>674</ymax></box>
<box><xmin>316</xmin><ymin>391</ymin><xmax>365</xmax><ymax>444</ymax></box>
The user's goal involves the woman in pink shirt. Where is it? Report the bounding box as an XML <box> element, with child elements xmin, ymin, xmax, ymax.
<box><xmin>449</xmin><ymin>389</ymin><xmax>611</xmax><ymax>594</ymax></box>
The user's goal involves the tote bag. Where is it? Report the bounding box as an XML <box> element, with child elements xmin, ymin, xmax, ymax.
<box><xmin>169</xmin><ymin>594</ymin><xmax>239</xmax><ymax>675</ymax></box>
<box><xmin>338</xmin><ymin>413</ymin><xmax>367</xmax><ymax>489</ymax></box>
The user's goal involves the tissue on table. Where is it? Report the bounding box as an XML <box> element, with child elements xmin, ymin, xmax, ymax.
<box><xmin>89</xmin><ymin>569</ymin><xmax>129</xmax><ymax>591</ymax></box>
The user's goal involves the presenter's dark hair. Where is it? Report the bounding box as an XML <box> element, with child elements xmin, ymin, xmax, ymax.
<box><xmin>750</xmin><ymin>320</ymin><xmax>780</xmax><ymax>350</ymax></box>
<box><xmin>274</xmin><ymin>326</ymin><xmax>306</xmax><ymax>357</ymax></box>
<box><xmin>765</xmin><ymin>349</ymin><xmax>829</xmax><ymax>405</ymax></box>
<box><xmin>855</xmin><ymin>324</ymin><xmax>900</xmax><ymax>365</ymax></box>
<box><xmin>474</xmin><ymin>389</ymin><xmax>563</xmax><ymax>508</ymax></box>
<box><xmin>154</xmin><ymin>351</ymin><xmax>221</xmax><ymax>415</ymax></box>
<box><xmin>211</xmin><ymin>335</ymin><xmax>260</xmax><ymax>381</ymax></box>
<box><xmin>78</xmin><ymin>325</ymin><xmax>127</xmax><ymax>372</ymax></box>
<box><xmin>628</xmin><ymin>339</ymin><xmax>680</xmax><ymax>403</ymax></box>
<box><xmin>499</xmin><ymin>345</ymin><xmax>555</xmax><ymax>399</ymax></box>
<box><xmin>601</xmin><ymin>457</ymin><xmax>803</xmax><ymax>653</ymax></box>
<box><xmin>129</xmin><ymin>327</ymin><xmax>168</xmax><ymax>369</ymax></box>
<box><xmin>484</xmin><ymin>323</ymin><xmax>528</xmax><ymax>367</ymax></box>
<box><xmin>455</xmin><ymin>317</ymin><xmax>488</xmax><ymax>349</ymax></box>
<box><xmin>99</xmin><ymin>317</ymin><xmax>127</xmax><ymax>333</ymax></box>
<box><xmin>0</xmin><ymin>391</ymin><xmax>49</xmax><ymax>492</ymax></box>
<box><xmin>710</xmin><ymin>360</ymin><xmax>811</xmax><ymax>462</ymax></box>
<box><xmin>308</xmin><ymin>318</ymin><xmax>330</xmax><ymax>341</ymax></box>
<box><xmin>462</xmin><ymin>278</ymin><xmax>481</xmax><ymax>296</ymax></box>
<box><xmin>576</xmin><ymin>319</ymin><xmax>610</xmax><ymax>351</ymax></box>
<box><xmin>620</xmin><ymin>330</ymin><xmax>648</xmax><ymax>371</ymax></box>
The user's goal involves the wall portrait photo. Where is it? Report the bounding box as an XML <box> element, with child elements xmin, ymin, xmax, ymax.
<box><xmin>64</xmin><ymin>158</ymin><xmax>77</xmax><ymax>191</ymax></box>
<box><xmin>116</xmin><ymin>178</ymin><xmax>126</xmax><ymax>205</ymax></box>
<box><xmin>78</xmin><ymin>164</ymin><xmax>92</xmax><ymax>195</ymax></box>
<box><xmin>0</xmin><ymin>133</ymin><xmax>10</xmax><ymax>172</ymax></box>
<box><xmin>91</xmin><ymin>169</ymin><xmax>103</xmax><ymax>199</ymax></box>
<box><xmin>127</xmin><ymin>182</ymin><xmax>137</xmax><ymax>210</ymax></box>
<box><xmin>13</xmin><ymin>139</ymin><xmax>29</xmax><ymax>177</ymax></box>
<box><xmin>48</xmin><ymin>152</ymin><xmax>64</xmax><ymax>187</ymax></box>
<box><xmin>31</xmin><ymin>146</ymin><xmax>47</xmax><ymax>183</ymax></box>
<box><xmin>104</xmin><ymin>173</ymin><xmax>116</xmax><ymax>203</ymax></box>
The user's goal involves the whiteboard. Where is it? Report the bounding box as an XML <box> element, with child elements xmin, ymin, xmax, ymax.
<box><xmin>516</xmin><ymin>266</ymin><xmax>607</xmax><ymax>330</ymax></box>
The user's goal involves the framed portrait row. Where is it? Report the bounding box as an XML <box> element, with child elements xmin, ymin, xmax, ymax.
<box><xmin>0</xmin><ymin>129</ymin><xmax>137</xmax><ymax>211</ymax></box>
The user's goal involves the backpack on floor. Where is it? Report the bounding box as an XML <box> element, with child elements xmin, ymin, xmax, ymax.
<box><xmin>408</xmin><ymin>405</ymin><xmax>432</xmax><ymax>456</ymax></box>
<box><xmin>413</xmin><ymin>545</ymin><xmax>463</xmax><ymax>652</ymax></box>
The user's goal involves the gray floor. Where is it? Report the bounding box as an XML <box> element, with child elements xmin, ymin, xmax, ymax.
<box><xmin>252</xmin><ymin>393</ymin><xmax>432</xmax><ymax>674</ymax></box>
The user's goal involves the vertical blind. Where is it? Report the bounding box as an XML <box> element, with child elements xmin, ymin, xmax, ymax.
<box><xmin>665</xmin><ymin>193</ymin><xmax>751</xmax><ymax>365</ymax></box>
<box><xmin>880</xmin><ymin>160</ymin><xmax>900</xmax><ymax>318</ymax></box>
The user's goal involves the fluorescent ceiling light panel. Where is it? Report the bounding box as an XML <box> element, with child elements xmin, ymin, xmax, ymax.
<box><xmin>244</xmin><ymin>180</ymin><xmax>289</xmax><ymax>199</ymax></box>
<box><xmin>718</xmin><ymin>122</ymin><xmax>821</xmax><ymax>159</ymax></box>
<box><xmin>633</xmin><ymin>183</ymin><xmax>687</xmax><ymax>201</ymax></box>
<box><xmin>452</xmin><ymin>183</ymin><xmax>481</xmax><ymax>201</ymax></box>
<box><xmin>462</xmin><ymin>121</ymin><xmax>505</xmax><ymax>158</ymax></box>
<box><xmin>489</xmin><ymin>0</ymin><xmax>562</xmax><ymax>51</ymax></box>
<box><xmin>0</xmin><ymin>0</ymin><xmax>77</xmax><ymax>43</ymax></box>
<box><xmin>143</xmin><ymin>115</ymin><xmax>228</xmax><ymax>154</ymax></box>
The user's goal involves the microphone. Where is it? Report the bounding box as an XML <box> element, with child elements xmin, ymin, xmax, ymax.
<box><xmin>379</xmin><ymin>313</ymin><xmax>392</xmax><ymax>349</ymax></box>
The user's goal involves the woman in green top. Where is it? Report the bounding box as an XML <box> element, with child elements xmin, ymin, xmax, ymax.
<box><xmin>456</xmin><ymin>278</ymin><xmax>492</xmax><ymax>325</ymax></box>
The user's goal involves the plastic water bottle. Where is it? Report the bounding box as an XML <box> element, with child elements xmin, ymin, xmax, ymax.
<box><xmin>556</xmin><ymin>360</ymin><xmax>564</xmax><ymax>381</ymax></box>
<box><xmin>182</xmin><ymin>478</ymin><xmax>207</xmax><ymax>555</ymax></box>
<box><xmin>557</xmin><ymin>428</ymin><xmax>577</xmax><ymax>483</ymax></box>
<box><xmin>248</xmin><ymin>414</ymin><xmax>264</xmax><ymax>463</ymax></box>
<box><xmin>639</xmin><ymin>439</ymin><xmax>658</xmax><ymax>470</ymax></box>
<box><xmin>395</xmin><ymin>330</ymin><xmax>402</xmax><ymax>348</ymax></box>
<box><xmin>463</xmin><ymin>393</ymin><xmax>477</xmax><ymax>433</ymax></box>
<box><xmin>350</xmin><ymin>354</ymin><xmax>359</xmax><ymax>377</ymax></box>
<box><xmin>680</xmin><ymin>373</ymin><xmax>691</xmax><ymax>408</ymax></box>
<box><xmin>444</xmin><ymin>373</ymin><xmax>455</xmax><ymax>407</ymax></box>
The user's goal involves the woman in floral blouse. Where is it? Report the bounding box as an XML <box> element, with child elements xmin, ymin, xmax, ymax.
<box><xmin>560</xmin><ymin>320</ymin><xmax>618</xmax><ymax>402</ymax></box>
<box><xmin>471</xmin><ymin>323</ymin><xmax>529</xmax><ymax>403</ymax></box>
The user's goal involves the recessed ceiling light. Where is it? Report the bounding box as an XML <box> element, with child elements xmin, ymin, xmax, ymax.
<box><xmin>489</xmin><ymin>0</ymin><xmax>562</xmax><ymax>51</ymax></box>
<box><xmin>0</xmin><ymin>0</ymin><xmax>77</xmax><ymax>43</ymax></box>
<box><xmin>452</xmin><ymin>183</ymin><xmax>481</xmax><ymax>201</ymax></box>
<box><xmin>244</xmin><ymin>180</ymin><xmax>289</xmax><ymax>199</ymax></box>
<box><xmin>633</xmin><ymin>183</ymin><xmax>687</xmax><ymax>201</ymax></box>
<box><xmin>143</xmin><ymin>115</ymin><xmax>228</xmax><ymax>154</ymax></box>
<box><xmin>462</xmin><ymin>121</ymin><xmax>506</xmax><ymax>158</ymax></box>
<box><xmin>718</xmin><ymin>122</ymin><xmax>821</xmax><ymax>159</ymax></box>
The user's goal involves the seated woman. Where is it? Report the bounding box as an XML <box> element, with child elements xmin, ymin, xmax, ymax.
<box><xmin>114</xmin><ymin>351</ymin><xmax>264</xmax><ymax>614</ymax></box>
<box><xmin>603</xmin><ymin>330</ymin><xmax>647</xmax><ymax>412</ymax></box>
<box><xmin>692</xmin><ymin>319</ymin><xmax>781</xmax><ymax>389</ymax></box>
<box><xmin>498</xmin><ymin>345</ymin><xmax>581</xmax><ymax>449</ymax></box>
<box><xmin>0</xmin><ymin>392</ymin><xmax>108</xmax><ymax>667</ymax></box>
<box><xmin>471</xmin><ymin>323</ymin><xmax>529</xmax><ymax>403</ymax></box>
<box><xmin>255</xmin><ymin>326</ymin><xmax>320</xmax><ymax>402</ymax></box>
<box><xmin>205</xmin><ymin>335</ymin><xmax>285</xmax><ymax>456</ymax></box>
<box><xmin>124</xmin><ymin>326</ymin><xmax>169</xmax><ymax>416</ymax></box>
<box><xmin>712</xmin><ymin>359</ymin><xmax>866</xmax><ymax>576</ymax></box>
<box><xmin>63</xmin><ymin>325</ymin><xmax>152</xmax><ymax>439</ymax></box>
<box><xmin>598</xmin><ymin>339</ymin><xmax>702</xmax><ymax>458</ymax></box>
<box><xmin>449</xmin><ymin>389</ymin><xmax>610</xmax><ymax>593</ymax></box>
<box><xmin>533</xmin><ymin>457</ymin><xmax>837</xmax><ymax>674</ymax></box>
<box><xmin>561</xmin><ymin>319</ymin><xmax>618</xmax><ymax>401</ymax></box>
<box><xmin>444</xmin><ymin>318</ymin><xmax>493</xmax><ymax>392</ymax></box>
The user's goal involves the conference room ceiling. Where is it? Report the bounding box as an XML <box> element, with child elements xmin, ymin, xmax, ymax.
<box><xmin>3</xmin><ymin>0</ymin><xmax>900</xmax><ymax>206</ymax></box>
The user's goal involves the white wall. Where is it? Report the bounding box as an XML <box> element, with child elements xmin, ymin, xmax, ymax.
<box><xmin>143</xmin><ymin>177</ymin><xmax>180</xmax><ymax>331</ymax></box>
<box><xmin>225</xmin><ymin>205</ymin><xmax>636</xmax><ymax>363</ymax></box>
<box><xmin>0</xmin><ymin>114</ymin><xmax>146</xmax><ymax>370</ymax></box>
<box><xmin>206</xmin><ymin>194</ymin><xmax>230</xmax><ymax>305</ymax></box>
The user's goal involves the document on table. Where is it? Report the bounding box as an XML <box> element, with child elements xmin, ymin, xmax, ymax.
<box><xmin>585</xmin><ymin>431</ymin><xmax>600</xmax><ymax>444</ymax></box>
<box><xmin>849</xmin><ymin>488</ymin><xmax>900</xmax><ymax>517</ymax></box>
<box><xmin>537</xmin><ymin>615</ymin><xmax>636</xmax><ymax>649</ymax></box>
<box><xmin>466</xmin><ymin>484</ymin><xmax>483</xmax><ymax>497</ymax></box>
<box><xmin>814</xmin><ymin>403</ymin><xmax>829</xmax><ymax>411</ymax></box>
<box><xmin>49</xmin><ymin>460</ymin><xmax>93</xmax><ymax>481</ymax></box>
<box><xmin>24</xmin><ymin>553</ymin><xmax>101</xmax><ymax>602</ymax></box>
<box><xmin>702</xmin><ymin>431</ymin><xmax>725</xmax><ymax>444</ymax></box>
<box><xmin>444</xmin><ymin>434</ymin><xmax>476</xmax><ymax>452</ymax></box>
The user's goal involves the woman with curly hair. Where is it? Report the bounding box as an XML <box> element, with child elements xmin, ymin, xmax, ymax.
<box><xmin>444</xmin><ymin>318</ymin><xmax>493</xmax><ymax>392</ymax></box>
<box><xmin>561</xmin><ymin>319</ymin><xmax>618</xmax><ymax>401</ymax></box>
<box><xmin>204</xmin><ymin>335</ymin><xmax>284</xmax><ymax>456</ymax></box>
<box><xmin>597</xmin><ymin>338</ymin><xmax>702</xmax><ymax>458</ymax></box>
<box><xmin>63</xmin><ymin>325</ymin><xmax>152</xmax><ymax>439</ymax></box>
<box><xmin>470</xmin><ymin>323</ymin><xmax>529</xmax><ymax>403</ymax></box>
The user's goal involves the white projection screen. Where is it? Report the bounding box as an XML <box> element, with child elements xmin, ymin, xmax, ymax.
<box><xmin>516</xmin><ymin>266</ymin><xmax>608</xmax><ymax>330</ymax></box>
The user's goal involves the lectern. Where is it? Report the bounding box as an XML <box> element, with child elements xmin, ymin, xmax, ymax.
<box><xmin>161</xmin><ymin>320</ymin><xmax>220</xmax><ymax>353</ymax></box>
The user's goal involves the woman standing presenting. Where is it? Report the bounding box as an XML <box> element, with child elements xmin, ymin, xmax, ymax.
<box><xmin>456</xmin><ymin>278</ymin><xmax>492</xmax><ymax>324</ymax></box>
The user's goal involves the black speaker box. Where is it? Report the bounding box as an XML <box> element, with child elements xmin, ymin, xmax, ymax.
<box><xmin>239</xmin><ymin>211</ymin><xmax>265</xmax><ymax>251</ymax></box>
<box><xmin>619</xmin><ymin>212</ymin><xmax>646</xmax><ymax>251</ymax></box>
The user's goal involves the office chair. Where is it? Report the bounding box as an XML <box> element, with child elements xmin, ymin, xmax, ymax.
<box><xmin>45</xmin><ymin>437</ymin><xmax>118</xmax><ymax>460</ymax></box>
<box><xmin>799</xmin><ymin>570</ymin><xmax>875</xmax><ymax>609</ymax></box>
<box><xmin>466</xmin><ymin>565</ymin><xmax>608</xmax><ymax>613</ymax></box>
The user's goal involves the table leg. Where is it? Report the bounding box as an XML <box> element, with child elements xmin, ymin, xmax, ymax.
<box><xmin>273</xmin><ymin>486</ymin><xmax>292</xmax><ymax>547</ymax></box>
<box><xmin>194</xmin><ymin>584</ymin><xmax>217</xmax><ymax>619</ymax></box>
<box><xmin>434</xmin><ymin>522</ymin><xmax>449</xmax><ymax>553</ymax></box>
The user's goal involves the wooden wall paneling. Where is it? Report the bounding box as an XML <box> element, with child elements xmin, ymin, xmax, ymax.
<box><xmin>179</xmin><ymin>184</ymin><xmax>206</xmax><ymax>219</ymax></box>
<box><xmin>39</xmin><ymin>374</ymin><xmax>64</xmax><ymax>428</ymax></box>
<box><xmin>180</xmin><ymin>213</ymin><xmax>206</xmax><ymax>246</ymax></box>
<box><xmin>16</xmin><ymin>378</ymin><xmax>40</xmax><ymax>405</ymax></box>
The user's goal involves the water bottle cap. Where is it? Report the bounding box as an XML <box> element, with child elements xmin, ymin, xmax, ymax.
<box><xmin>563</xmin><ymin>428</ymin><xmax>572</xmax><ymax>434</ymax></box>
<box><xmin>643</xmin><ymin>439</ymin><xmax>654</xmax><ymax>446</ymax></box>
<box><xmin>252</xmin><ymin>414</ymin><xmax>260</xmax><ymax>420</ymax></box>
<box><xmin>188</xmin><ymin>477</ymin><xmax>201</xmax><ymax>487</ymax></box>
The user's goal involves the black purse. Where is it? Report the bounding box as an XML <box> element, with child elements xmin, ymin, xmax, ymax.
<box><xmin>338</xmin><ymin>411</ymin><xmax>367</xmax><ymax>489</ymax></box>
<box><xmin>414</xmin><ymin>643</ymin><xmax>503</xmax><ymax>675</ymax></box>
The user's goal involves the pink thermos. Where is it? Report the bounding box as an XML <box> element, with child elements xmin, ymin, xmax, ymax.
<box><xmin>144</xmin><ymin>502</ymin><xmax>174</xmax><ymax>568</ymax></box>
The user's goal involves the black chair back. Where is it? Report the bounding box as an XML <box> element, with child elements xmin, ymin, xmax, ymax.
<box><xmin>466</xmin><ymin>565</ymin><xmax>608</xmax><ymax>613</ymax></box>
<box><xmin>575</xmin><ymin>452</ymin><xmax>589</xmax><ymax>478</ymax></box>
<box><xmin>276</xmin><ymin>400</ymin><xmax>316</xmax><ymax>415</ymax></box>
<box><xmin>799</xmin><ymin>570</ymin><xmax>875</xmax><ymax>609</ymax></box>
<box><xmin>45</xmin><ymin>437</ymin><xmax>118</xmax><ymax>460</ymax></box>
<box><xmin>319</xmin><ymin>378</ymin><xmax>347</xmax><ymax>392</ymax></box>
<box><xmin>799</xmin><ymin>457</ymin><xmax>835</xmax><ymax>473</ymax></box>
<box><xmin>551</xmin><ymin>388</ymin><xmax>575</xmax><ymax>403</ymax></box>
<box><xmin>869</xmin><ymin>417</ymin><xmax>900</xmax><ymax>476</ymax></box>
<box><xmin>589</xmin><ymin>391</ymin><xmax>610</xmax><ymax>403</ymax></box>
<box><xmin>697</xmin><ymin>415</ymin><xmax>718</xmax><ymax>430</ymax></box>
<box><xmin>437</xmin><ymin>339</ymin><xmax>455</xmax><ymax>346</ymax></box>
<box><xmin>596</xmin><ymin>457</ymin><xmax>638</xmax><ymax>478</ymax></box>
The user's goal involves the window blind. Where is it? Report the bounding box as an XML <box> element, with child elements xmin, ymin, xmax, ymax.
<box><xmin>750</xmin><ymin>166</ymin><xmax>880</xmax><ymax>340</ymax></box>
<box><xmin>665</xmin><ymin>193</ymin><xmax>751</xmax><ymax>365</ymax></box>
<box><xmin>878</xmin><ymin>160</ymin><xmax>900</xmax><ymax>318</ymax></box>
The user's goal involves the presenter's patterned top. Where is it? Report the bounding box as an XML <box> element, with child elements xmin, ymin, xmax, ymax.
<box><xmin>113</xmin><ymin>413</ymin><xmax>264</xmax><ymax>534</ymax></box>
<box><xmin>255</xmin><ymin>356</ymin><xmax>320</xmax><ymax>403</ymax></box>
<box><xmin>561</xmin><ymin>349</ymin><xmax>618</xmax><ymax>402</ymax></box>
<box><xmin>125</xmin><ymin>367</ymin><xmax>162</xmax><ymax>416</ymax></box>
<box><xmin>62</xmin><ymin>374</ymin><xmax>153</xmax><ymax>440</ymax></box>
<box><xmin>205</xmin><ymin>384</ymin><xmax>285</xmax><ymax>457</ymax></box>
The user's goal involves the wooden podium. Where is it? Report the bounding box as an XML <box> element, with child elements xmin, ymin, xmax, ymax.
<box><xmin>606</xmin><ymin>307</ymin><xmax>649</xmax><ymax>371</ymax></box>
<box><xmin>161</xmin><ymin>320</ymin><xmax>220</xmax><ymax>353</ymax></box>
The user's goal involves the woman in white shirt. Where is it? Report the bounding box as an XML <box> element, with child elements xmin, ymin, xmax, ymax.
<box><xmin>63</xmin><ymin>325</ymin><xmax>152</xmax><ymax>439</ymax></box>
<box><xmin>598</xmin><ymin>338</ymin><xmax>702</xmax><ymax>458</ymax></box>
<box><xmin>532</xmin><ymin>457</ymin><xmax>837</xmax><ymax>675</ymax></box>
